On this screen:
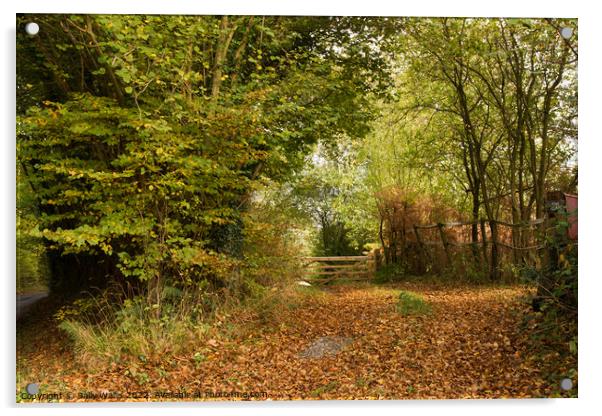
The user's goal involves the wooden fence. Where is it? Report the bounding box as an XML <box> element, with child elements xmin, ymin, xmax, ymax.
<box><xmin>301</xmin><ymin>192</ymin><xmax>576</xmax><ymax>283</ymax></box>
<box><xmin>300</xmin><ymin>256</ymin><xmax>373</xmax><ymax>283</ymax></box>
<box><xmin>376</xmin><ymin>217</ymin><xmax>548</xmax><ymax>279</ymax></box>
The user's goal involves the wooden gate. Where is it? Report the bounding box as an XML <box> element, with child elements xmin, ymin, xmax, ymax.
<box><xmin>300</xmin><ymin>255</ymin><xmax>373</xmax><ymax>283</ymax></box>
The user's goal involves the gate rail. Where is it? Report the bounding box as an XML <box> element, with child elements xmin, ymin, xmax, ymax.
<box><xmin>300</xmin><ymin>256</ymin><xmax>373</xmax><ymax>283</ymax></box>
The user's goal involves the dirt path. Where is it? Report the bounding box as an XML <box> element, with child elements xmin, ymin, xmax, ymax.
<box><xmin>17</xmin><ymin>283</ymin><xmax>574</xmax><ymax>401</ymax></box>
<box><xmin>16</xmin><ymin>292</ymin><xmax>48</xmax><ymax>321</ymax></box>
<box><xmin>188</xmin><ymin>284</ymin><xmax>552</xmax><ymax>400</ymax></box>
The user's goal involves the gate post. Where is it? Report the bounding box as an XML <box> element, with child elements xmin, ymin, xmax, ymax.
<box><xmin>437</xmin><ymin>223</ymin><xmax>452</xmax><ymax>265</ymax></box>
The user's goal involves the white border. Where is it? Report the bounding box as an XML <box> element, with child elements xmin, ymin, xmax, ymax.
<box><xmin>7</xmin><ymin>0</ymin><xmax>583</xmax><ymax>17</ymax></box>
<box><xmin>3</xmin><ymin>1</ymin><xmax>600</xmax><ymax>416</ymax></box>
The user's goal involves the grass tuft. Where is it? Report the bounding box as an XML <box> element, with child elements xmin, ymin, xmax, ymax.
<box><xmin>57</xmin><ymin>287</ymin><xmax>214</xmax><ymax>369</ymax></box>
<box><xmin>396</xmin><ymin>290</ymin><xmax>431</xmax><ymax>316</ymax></box>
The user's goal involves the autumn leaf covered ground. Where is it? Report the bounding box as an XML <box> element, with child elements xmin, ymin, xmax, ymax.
<box><xmin>16</xmin><ymin>281</ymin><xmax>576</xmax><ymax>402</ymax></box>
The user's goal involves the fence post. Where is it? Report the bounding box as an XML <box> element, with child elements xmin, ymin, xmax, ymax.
<box><xmin>489</xmin><ymin>220</ymin><xmax>500</xmax><ymax>280</ymax></box>
<box><xmin>437</xmin><ymin>223</ymin><xmax>452</xmax><ymax>265</ymax></box>
<box><xmin>373</xmin><ymin>249</ymin><xmax>381</xmax><ymax>272</ymax></box>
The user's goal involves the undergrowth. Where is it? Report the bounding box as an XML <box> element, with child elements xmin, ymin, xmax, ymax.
<box><xmin>57</xmin><ymin>285</ymin><xmax>214</xmax><ymax>368</ymax></box>
<box><xmin>56</xmin><ymin>274</ymin><xmax>318</xmax><ymax>370</ymax></box>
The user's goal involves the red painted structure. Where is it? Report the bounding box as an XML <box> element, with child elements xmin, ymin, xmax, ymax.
<box><xmin>564</xmin><ymin>193</ymin><xmax>578</xmax><ymax>240</ymax></box>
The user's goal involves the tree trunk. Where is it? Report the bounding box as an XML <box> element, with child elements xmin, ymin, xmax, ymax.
<box><xmin>211</xmin><ymin>16</ymin><xmax>237</xmax><ymax>98</ymax></box>
<box><xmin>470</xmin><ymin>190</ymin><xmax>480</xmax><ymax>261</ymax></box>
<box><xmin>488</xmin><ymin>220</ymin><xmax>501</xmax><ymax>281</ymax></box>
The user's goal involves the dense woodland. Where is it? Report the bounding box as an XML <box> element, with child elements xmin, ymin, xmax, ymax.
<box><xmin>16</xmin><ymin>15</ymin><xmax>577</xmax><ymax>400</ymax></box>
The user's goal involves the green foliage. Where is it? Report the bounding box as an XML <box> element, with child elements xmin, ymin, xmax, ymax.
<box><xmin>543</xmin><ymin>212</ymin><xmax>578</xmax><ymax>313</ymax></box>
<box><xmin>395</xmin><ymin>17</ymin><xmax>577</xmax><ymax>223</ymax></box>
<box><xmin>518</xmin><ymin>207</ymin><xmax>577</xmax><ymax>315</ymax></box>
<box><xmin>356</xmin><ymin>18</ymin><xmax>577</xmax><ymax>280</ymax></box>
<box><xmin>19</xmin><ymin>94</ymin><xmax>244</xmax><ymax>288</ymax></box>
<box><xmin>516</xmin><ymin>209</ymin><xmax>577</xmax><ymax>395</ymax></box>
<box><xmin>15</xmin><ymin>16</ymin><xmax>578</xmax><ymax>399</ymax></box>
<box><xmin>241</xmin><ymin>183</ymin><xmax>308</xmax><ymax>282</ymax></box>
<box><xmin>285</xmin><ymin>140</ymin><xmax>378</xmax><ymax>256</ymax></box>
<box><xmin>396</xmin><ymin>290</ymin><xmax>431</xmax><ymax>316</ymax></box>
<box><xmin>360</xmin><ymin>99</ymin><xmax>463</xmax><ymax>210</ymax></box>
<box><xmin>16</xmin><ymin>166</ymin><xmax>49</xmax><ymax>293</ymax></box>
<box><xmin>17</xmin><ymin>15</ymin><xmax>395</xmax><ymax>293</ymax></box>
